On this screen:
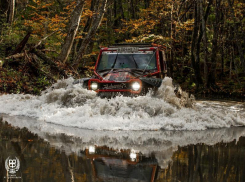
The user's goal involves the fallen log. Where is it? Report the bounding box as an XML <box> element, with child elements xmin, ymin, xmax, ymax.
<box><xmin>12</xmin><ymin>32</ymin><xmax>31</xmax><ymax>55</ymax></box>
<box><xmin>31</xmin><ymin>49</ymin><xmax>67</xmax><ymax>77</ymax></box>
<box><xmin>1</xmin><ymin>50</ymin><xmax>68</xmax><ymax>78</ymax></box>
<box><xmin>5</xmin><ymin>53</ymin><xmax>25</xmax><ymax>60</ymax></box>
<box><xmin>1</xmin><ymin>53</ymin><xmax>25</xmax><ymax>66</ymax></box>
<box><xmin>33</xmin><ymin>31</ymin><xmax>58</xmax><ymax>49</ymax></box>
<box><xmin>25</xmin><ymin>53</ymin><xmax>57</xmax><ymax>82</ymax></box>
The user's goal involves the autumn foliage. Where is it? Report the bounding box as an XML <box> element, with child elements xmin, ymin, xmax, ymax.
<box><xmin>0</xmin><ymin>0</ymin><xmax>245</xmax><ymax>97</ymax></box>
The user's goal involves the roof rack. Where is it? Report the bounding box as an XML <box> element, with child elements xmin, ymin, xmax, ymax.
<box><xmin>109</xmin><ymin>43</ymin><xmax>153</xmax><ymax>48</ymax></box>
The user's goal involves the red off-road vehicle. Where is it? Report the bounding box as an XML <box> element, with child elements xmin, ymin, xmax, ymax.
<box><xmin>82</xmin><ymin>43</ymin><xmax>168</xmax><ymax>97</ymax></box>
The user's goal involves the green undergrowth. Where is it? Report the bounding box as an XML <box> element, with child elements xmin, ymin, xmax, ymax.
<box><xmin>0</xmin><ymin>65</ymin><xmax>52</xmax><ymax>95</ymax></box>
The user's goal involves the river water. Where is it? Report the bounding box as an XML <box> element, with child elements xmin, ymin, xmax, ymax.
<box><xmin>0</xmin><ymin>77</ymin><xmax>245</xmax><ymax>181</ymax></box>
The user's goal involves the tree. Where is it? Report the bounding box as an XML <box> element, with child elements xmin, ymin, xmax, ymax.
<box><xmin>57</xmin><ymin>0</ymin><xmax>85</xmax><ymax>63</ymax></box>
<box><xmin>199</xmin><ymin>0</ymin><xmax>212</xmax><ymax>89</ymax></box>
<box><xmin>73</xmin><ymin>0</ymin><xmax>108</xmax><ymax>69</ymax></box>
<box><xmin>207</xmin><ymin>0</ymin><xmax>221</xmax><ymax>88</ymax></box>
<box><xmin>8</xmin><ymin>0</ymin><xmax>15</xmax><ymax>25</ymax></box>
<box><xmin>191</xmin><ymin>1</ymin><xmax>203</xmax><ymax>89</ymax></box>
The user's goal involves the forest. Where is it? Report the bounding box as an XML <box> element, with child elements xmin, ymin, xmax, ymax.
<box><xmin>0</xmin><ymin>0</ymin><xmax>245</xmax><ymax>97</ymax></box>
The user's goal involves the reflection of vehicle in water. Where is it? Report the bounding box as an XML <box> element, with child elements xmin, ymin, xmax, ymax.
<box><xmin>81</xmin><ymin>145</ymin><xmax>158</xmax><ymax>182</ymax></box>
<box><xmin>81</xmin><ymin>43</ymin><xmax>168</xmax><ymax>97</ymax></box>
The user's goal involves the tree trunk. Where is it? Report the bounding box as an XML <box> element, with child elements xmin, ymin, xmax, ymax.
<box><xmin>113</xmin><ymin>0</ymin><xmax>118</xmax><ymax>27</ymax></box>
<box><xmin>57</xmin><ymin>0</ymin><xmax>85</xmax><ymax>63</ymax></box>
<box><xmin>75</xmin><ymin>0</ymin><xmax>96</xmax><ymax>58</ymax></box>
<box><xmin>221</xmin><ymin>42</ymin><xmax>224</xmax><ymax>77</ymax></box>
<box><xmin>232</xmin><ymin>44</ymin><xmax>242</xmax><ymax>88</ymax></box>
<box><xmin>32</xmin><ymin>49</ymin><xmax>67</xmax><ymax>77</ymax></box>
<box><xmin>199</xmin><ymin>0</ymin><xmax>212</xmax><ymax>89</ymax></box>
<box><xmin>73</xmin><ymin>0</ymin><xmax>107</xmax><ymax>69</ymax></box>
<box><xmin>208</xmin><ymin>0</ymin><xmax>221</xmax><ymax>88</ymax></box>
<box><xmin>8</xmin><ymin>0</ymin><xmax>15</xmax><ymax>25</ymax></box>
<box><xmin>191</xmin><ymin>1</ymin><xmax>202</xmax><ymax>89</ymax></box>
<box><xmin>230</xmin><ymin>47</ymin><xmax>232</xmax><ymax>79</ymax></box>
<box><xmin>83</xmin><ymin>0</ymin><xmax>96</xmax><ymax>33</ymax></box>
<box><xmin>118</xmin><ymin>0</ymin><xmax>124</xmax><ymax>20</ymax></box>
<box><xmin>191</xmin><ymin>2</ymin><xmax>198</xmax><ymax>84</ymax></box>
<box><xmin>169</xmin><ymin>2</ymin><xmax>174</xmax><ymax>77</ymax></box>
<box><xmin>130</xmin><ymin>0</ymin><xmax>135</xmax><ymax>19</ymax></box>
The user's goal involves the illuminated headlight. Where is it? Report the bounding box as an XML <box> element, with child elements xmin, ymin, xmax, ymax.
<box><xmin>130</xmin><ymin>152</ymin><xmax>137</xmax><ymax>160</ymax></box>
<box><xmin>89</xmin><ymin>146</ymin><xmax>95</xmax><ymax>154</ymax></box>
<box><xmin>91</xmin><ymin>82</ymin><xmax>98</xmax><ymax>90</ymax></box>
<box><xmin>130</xmin><ymin>150</ymin><xmax>137</xmax><ymax>161</ymax></box>
<box><xmin>131</xmin><ymin>82</ymin><xmax>141</xmax><ymax>91</ymax></box>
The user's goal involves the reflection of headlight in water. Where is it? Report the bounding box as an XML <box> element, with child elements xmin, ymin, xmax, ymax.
<box><xmin>91</xmin><ymin>82</ymin><xmax>98</xmax><ymax>90</ymax></box>
<box><xmin>130</xmin><ymin>152</ymin><xmax>137</xmax><ymax>161</ymax></box>
<box><xmin>89</xmin><ymin>146</ymin><xmax>95</xmax><ymax>154</ymax></box>
<box><xmin>131</xmin><ymin>82</ymin><xmax>141</xmax><ymax>91</ymax></box>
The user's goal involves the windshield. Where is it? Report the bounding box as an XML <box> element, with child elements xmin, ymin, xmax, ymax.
<box><xmin>97</xmin><ymin>51</ymin><xmax>157</xmax><ymax>71</ymax></box>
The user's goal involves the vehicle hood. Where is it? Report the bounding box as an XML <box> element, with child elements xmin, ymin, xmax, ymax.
<box><xmin>102</xmin><ymin>71</ymin><xmax>135</xmax><ymax>81</ymax></box>
<box><xmin>100</xmin><ymin>70</ymin><xmax>163</xmax><ymax>88</ymax></box>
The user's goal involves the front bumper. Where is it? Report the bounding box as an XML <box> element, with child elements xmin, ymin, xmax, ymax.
<box><xmin>88</xmin><ymin>79</ymin><xmax>143</xmax><ymax>94</ymax></box>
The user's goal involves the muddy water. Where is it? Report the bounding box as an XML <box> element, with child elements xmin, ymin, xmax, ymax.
<box><xmin>1</xmin><ymin>114</ymin><xmax>245</xmax><ymax>182</ymax></box>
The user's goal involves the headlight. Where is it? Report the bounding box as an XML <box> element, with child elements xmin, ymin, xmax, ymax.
<box><xmin>130</xmin><ymin>149</ymin><xmax>137</xmax><ymax>161</ymax></box>
<box><xmin>131</xmin><ymin>82</ymin><xmax>141</xmax><ymax>91</ymax></box>
<box><xmin>91</xmin><ymin>82</ymin><xmax>98</xmax><ymax>90</ymax></box>
<box><xmin>88</xmin><ymin>146</ymin><xmax>95</xmax><ymax>154</ymax></box>
<box><xmin>130</xmin><ymin>152</ymin><xmax>137</xmax><ymax>161</ymax></box>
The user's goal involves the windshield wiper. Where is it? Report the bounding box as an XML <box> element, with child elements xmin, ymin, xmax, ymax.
<box><xmin>111</xmin><ymin>52</ymin><xmax>119</xmax><ymax>69</ymax></box>
<box><xmin>131</xmin><ymin>54</ymin><xmax>138</xmax><ymax>68</ymax></box>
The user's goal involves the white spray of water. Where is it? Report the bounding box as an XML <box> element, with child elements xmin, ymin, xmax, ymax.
<box><xmin>0</xmin><ymin>77</ymin><xmax>244</xmax><ymax>131</ymax></box>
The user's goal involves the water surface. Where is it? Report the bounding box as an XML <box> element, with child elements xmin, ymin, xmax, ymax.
<box><xmin>1</xmin><ymin>115</ymin><xmax>245</xmax><ymax>182</ymax></box>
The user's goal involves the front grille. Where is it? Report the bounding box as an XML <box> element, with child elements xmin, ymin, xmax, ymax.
<box><xmin>99</xmin><ymin>83</ymin><xmax>128</xmax><ymax>90</ymax></box>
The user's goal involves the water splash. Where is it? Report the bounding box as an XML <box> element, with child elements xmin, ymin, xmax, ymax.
<box><xmin>0</xmin><ymin>77</ymin><xmax>244</xmax><ymax>130</ymax></box>
<box><xmin>156</xmin><ymin>77</ymin><xmax>195</xmax><ymax>108</ymax></box>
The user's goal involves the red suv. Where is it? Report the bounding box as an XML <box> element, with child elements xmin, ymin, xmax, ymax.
<box><xmin>82</xmin><ymin>43</ymin><xmax>168</xmax><ymax>97</ymax></box>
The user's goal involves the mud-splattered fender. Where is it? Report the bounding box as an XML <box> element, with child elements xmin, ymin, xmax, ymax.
<box><xmin>139</xmin><ymin>77</ymin><xmax>163</xmax><ymax>88</ymax></box>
